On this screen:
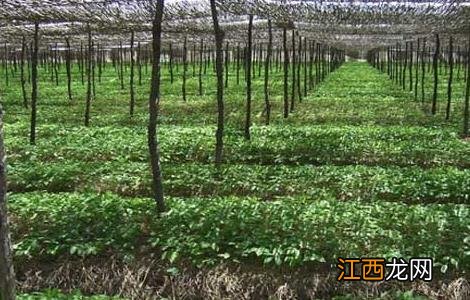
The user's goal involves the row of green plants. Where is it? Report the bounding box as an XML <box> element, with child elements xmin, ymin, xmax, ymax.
<box><xmin>17</xmin><ymin>289</ymin><xmax>429</xmax><ymax>300</ymax></box>
<box><xmin>8</xmin><ymin>161</ymin><xmax>470</xmax><ymax>203</ymax></box>
<box><xmin>18</xmin><ymin>290</ymin><xmax>122</xmax><ymax>300</ymax></box>
<box><xmin>10</xmin><ymin>192</ymin><xmax>469</xmax><ymax>273</ymax></box>
<box><xmin>17</xmin><ymin>289</ymin><xmax>428</xmax><ymax>300</ymax></box>
<box><xmin>5</xmin><ymin>124</ymin><xmax>470</xmax><ymax>167</ymax></box>
<box><xmin>2</xmin><ymin>62</ymin><xmax>467</xmax><ymax>129</ymax></box>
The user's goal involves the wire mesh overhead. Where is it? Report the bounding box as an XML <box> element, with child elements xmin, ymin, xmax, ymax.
<box><xmin>0</xmin><ymin>1</ymin><xmax>469</xmax><ymax>51</ymax></box>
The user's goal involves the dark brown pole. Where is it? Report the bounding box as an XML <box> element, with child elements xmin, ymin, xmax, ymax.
<box><xmin>148</xmin><ymin>0</ymin><xmax>166</xmax><ymax>213</ymax></box>
<box><xmin>210</xmin><ymin>0</ymin><xmax>225</xmax><ymax>166</ymax></box>
<box><xmin>291</xmin><ymin>29</ymin><xmax>296</xmax><ymax>112</ymax></box>
<box><xmin>120</xmin><ymin>41</ymin><xmax>124</xmax><ymax>90</ymax></box>
<box><xmin>0</xmin><ymin>105</ymin><xmax>15</xmax><ymax>300</ymax></box>
<box><xmin>84</xmin><ymin>27</ymin><xmax>93</xmax><ymax>126</ymax></box>
<box><xmin>264</xmin><ymin>19</ymin><xmax>272</xmax><ymax>125</ymax></box>
<box><xmin>130</xmin><ymin>31</ymin><xmax>135</xmax><ymax>117</ymax></box>
<box><xmin>224</xmin><ymin>42</ymin><xmax>229</xmax><ymax>88</ymax></box>
<box><xmin>54</xmin><ymin>42</ymin><xmax>59</xmax><ymax>86</ymax></box>
<box><xmin>431</xmin><ymin>34</ymin><xmax>440</xmax><ymax>115</ymax></box>
<box><xmin>199</xmin><ymin>39</ymin><xmax>203</xmax><ymax>95</ymax></box>
<box><xmin>403</xmin><ymin>42</ymin><xmax>408</xmax><ymax>90</ymax></box>
<box><xmin>80</xmin><ymin>42</ymin><xmax>85</xmax><ymax>85</ymax></box>
<box><xmin>283</xmin><ymin>27</ymin><xmax>289</xmax><ymax>118</ymax></box>
<box><xmin>245</xmin><ymin>14</ymin><xmax>253</xmax><ymax>140</ymax></box>
<box><xmin>414</xmin><ymin>39</ymin><xmax>420</xmax><ymax>101</ymax></box>
<box><xmin>463</xmin><ymin>36</ymin><xmax>470</xmax><ymax>137</ymax></box>
<box><xmin>30</xmin><ymin>22</ymin><xmax>39</xmax><ymax>145</ymax></box>
<box><xmin>4</xmin><ymin>43</ymin><xmax>8</xmax><ymax>87</ymax></box>
<box><xmin>409</xmin><ymin>41</ymin><xmax>413</xmax><ymax>91</ymax></box>
<box><xmin>297</xmin><ymin>34</ymin><xmax>302</xmax><ymax>102</ymax></box>
<box><xmin>169</xmin><ymin>42</ymin><xmax>173</xmax><ymax>84</ymax></box>
<box><xmin>182</xmin><ymin>36</ymin><xmax>188</xmax><ymax>102</ymax></box>
<box><xmin>66</xmin><ymin>37</ymin><xmax>72</xmax><ymax>101</ymax></box>
<box><xmin>137</xmin><ymin>42</ymin><xmax>142</xmax><ymax>86</ymax></box>
<box><xmin>421</xmin><ymin>38</ymin><xmax>426</xmax><ymax>103</ymax></box>
<box><xmin>446</xmin><ymin>36</ymin><xmax>454</xmax><ymax>120</ymax></box>
<box><xmin>20</xmin><ymin>36</ymin><xmax>28</xmax><ymax>108</ymax></box>
<box><xmin>236</xmin><ymin>43</ymin><xmax>240</xmax><ymax>85</ymax></box>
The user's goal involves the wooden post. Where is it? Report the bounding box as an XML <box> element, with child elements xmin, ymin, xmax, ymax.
<box><xmin>245</xmin><ymin>14</ymin><xmax>253</xmax><ymax>140</ymax></box>
<box><xmin>130</xmin><ymin>31</ymin><xmax>135</xmax><ymax>117</ymax></box>
<box><xmin>0</xmin><ymin>105</ymin><xmax>15</xmax><ymax>300</ymax></box>
<box><xmin>20</xmin><ymin>36</ymin><xmax>28</xmax><ymax>108</ymax></box>
<box><xmin>169</xmin><ymin>42</ymin><xmax>173</xmax><ymax>84</ymax></box>
<box><xmin>463</xmin><ymin>36</ymin><xmax>470</xmax><ymax>137</ymax></box>
<box><xmin>84</xmin><ymin>27</ymin><xmax>93</xmax><ymax>126</ymax></box>
<box><xmin>297</xmin><ymin>34</ymin><xmax>302</xmax><ymax>102</ymax></box>
<box><xmin>432</xmin><ymin>34</ymin><xmax>440</xmax><ymax>115</ymax></box>
<box><xmin>182</xmin><ymin>36</ymin><xmax>187</xmax><ymax>102</ymax></box>
<box><xmin>283</xmin><ymin>27</ymin><xmax>289</xmax><ymax>118</ymax></box>
<box><xmin>303</xmin><ymin>37</ymin><xmax>307</xmax><ymax>96</ymax></box>
<box><xmin>4</xmin><ymin>43</ymin><xmax>8</xmax><ymax>87</ymax></box>
<box><xmin>137</xmin><ymin>42</ymin><xmax>142</xmax><ymax>86</ymax></box>
<box><xmin>198</xmin><ymin>39</ymin><xmax>203</xmax><ymax>95</ymax></box>
<box><xmin>291</xmin><ymin>29</ymin><xmax>296</xmax><ymax>112</ymax></box>
<box><xmin>409</xmin><ymin>41</ymin><xmax>413</xmax><ymax>91</ymax></box>
<box><xmin>421</xmin><ymin>38</ymin><xmax>426</xmax><ymax>103</ymax></box>
<box><xmin>236</xmin><ymin>43</ymin><xmax>240</xmax><ymax>85</ymax></box>
<box><xmin>224</xmin><ymin>41</ymin><xmax>229</xmax><ymax>88</ymax></box>
<box><xmin>148</xmin><ymin>0</ymin><xmax>166</xmax><ymax>213</ymax></box>
<box><xmin>264</xmin><ymin>19</ymin><xmax>272</xmax><ymax>125</ymax></box>
<box><xmin>414</xmin><ymin>39</ymin><xmax>420</xmax><ymax>101</ymax></box>
<box><xmin>30</xmin><ymin>22</ymin><xmax>39</xmax><ymax>145</ymax></box>
<box><xmin>54</xmin><ymin>42</ymin><xmax>59</xmax><ymax>86</ymax></box>
<box><xmin>210</xmin><ymin>0</ymin><xmax>225</xmax><ymax>166</ymax></box>
<box><xmin>403</xmin><ymin>42</ymin><xmax>407</xmax><ymax>90</ymax></box>
<box><xmin>80</xmin><ymin>42</ymin><xmax>85</xmax><ymax>85</ymax></box>
<box><xmin>446</xmin><ymin>36</ymin><xmax>453</xmax><ymax>120</ymax></box>
<box><xmin>66</xmin><ymin>37</ymin><xmax>72</xmax><ymax>101</ymax></box>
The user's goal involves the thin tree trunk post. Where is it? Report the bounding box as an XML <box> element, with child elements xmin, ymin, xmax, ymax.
<box><xmin>462</xmin><ymin>36</ymin><xmax>470</xmax><ymax>137</ymax></box>
<box><xmin>198</xmin><ymin>39</ymin><xmax>203</xmax><ymax>95</ymax></box>
<box><xmin>169</xmin><ymin>42</ymin><xmax>173</xmax><ymax>84</ymax></box>
<box><xmin>30</xmin><ymin>22</ymin><xmax>39</xmax><ymax>145</ymax></box>
<box><xmin>4</xmin><ymin>43</ymin><xmax>8</xmax><ymax>87</ymax></box>
<box><xmin>283</xmin><ymin>27</ymin><xmax>289</xmax><ymax>118</ymax></box>
<box><xmin>54</xmin><ymin>43</ymin><xmax>59</xmax><ymax>86</ymax></box>
<box><xmin>409</xmin><ymin>41</ymin><xmax>413</xmax><ymax>91</ymax></box>
<box><xmin>432</xmin><ymin>34</ymin><xmax>440</xmax><ymax>115</ymax></box>
<box><xmin>291</xmin><ymin>29</ymin><xmax>296</xmax><ymax>112</ymax></box>
<box><xmin>20</xmin><ymin>36</ymin><xmax>28</xmax><ymax>108</ymax></box>
<box><xmin>264</xmin><ymin>19</ymin><xmax>272</xmax><ymax>125</ymax></box>
<box><xmin>120</xmin><ymin>41</ymin><xmax>125</xmax><ymax>90</ymax></box>
<box><xmin>303</xmin><ymin>37</ymin><xmax>307</xmax><ymax>96</ymax></box>
<box><xmin>297</xmin><ymin>33</ymin><xmax>302</xmax><ymax>102</ymax></box>
<box><xmin>129</xmin><ymin>31</ymin><xmax>135</xmax><ymax>117</ymax></box>
<box><xmin>421</xmin><ymin>38</ymin><xmax>427</xmax><ymax>103</ymax></box>
<box><xmin>224</xmin><ymin>41</ymin><xmax>229</xmax><ymax>88</ymax></box>
<box><xmin>66</xmin><ymin>37</ymin><xmax>72</xmax><ymax>101</ymax></box>
<box><xmin>446</xmin><ymin>36</ymin><xmax>454</xmax><ymax>120</ymax></box>
<box><xmin>0</xmin><ymin>105</ymin><xmax>15</xmax><ymax>300</ymax></box>
<box><xmin>245</xmin><ymin>14</ymin><xmax>253</xmax><ymax>140</ymax></box>
<box><xmin>403</xmin><ymin>42</ymin><xmax>408</xmax><ymax>90</ymax></box>
<box><xmin>210</xmin><ymin>0</ymin><xmax>225</xmax><ymax>166</ymax></box>
<box><xmin>414</xmin><ymin>39</ymin><xmax>420</xmax><ymax>101</ymax></box>
<box><xmin>182</xmin><ymin>36</ymin><xmax>188</xmax><ymax>102</ymax></box>
<box><xmin>84</xmin><ymin>27</ymin><xmax>93</xmax><ymax>126</ymax></box>
<box><xmin>236</xmin><ymin>43</ymin><xmax>240</xmax><ymax>85</ymax></box>
<box><xmin>148</xmin><ymin>0</ymin><xmax>166</xmax><ymax>213</ymax></box>
<box><xmin>80</xmin><ymin>42</ymin><xmax>85</xmax><ymax>85</ymax></box>
<box><xmin>138</xmin><ymin>42</ymin><xmax>142</xmax><ymax>86</ymax></box>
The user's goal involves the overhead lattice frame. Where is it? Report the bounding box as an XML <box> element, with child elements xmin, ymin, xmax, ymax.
<box><xmin>0</xmin><ymin>1</ymin><xmax>469</xmax><ymax>51</ymax></box>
